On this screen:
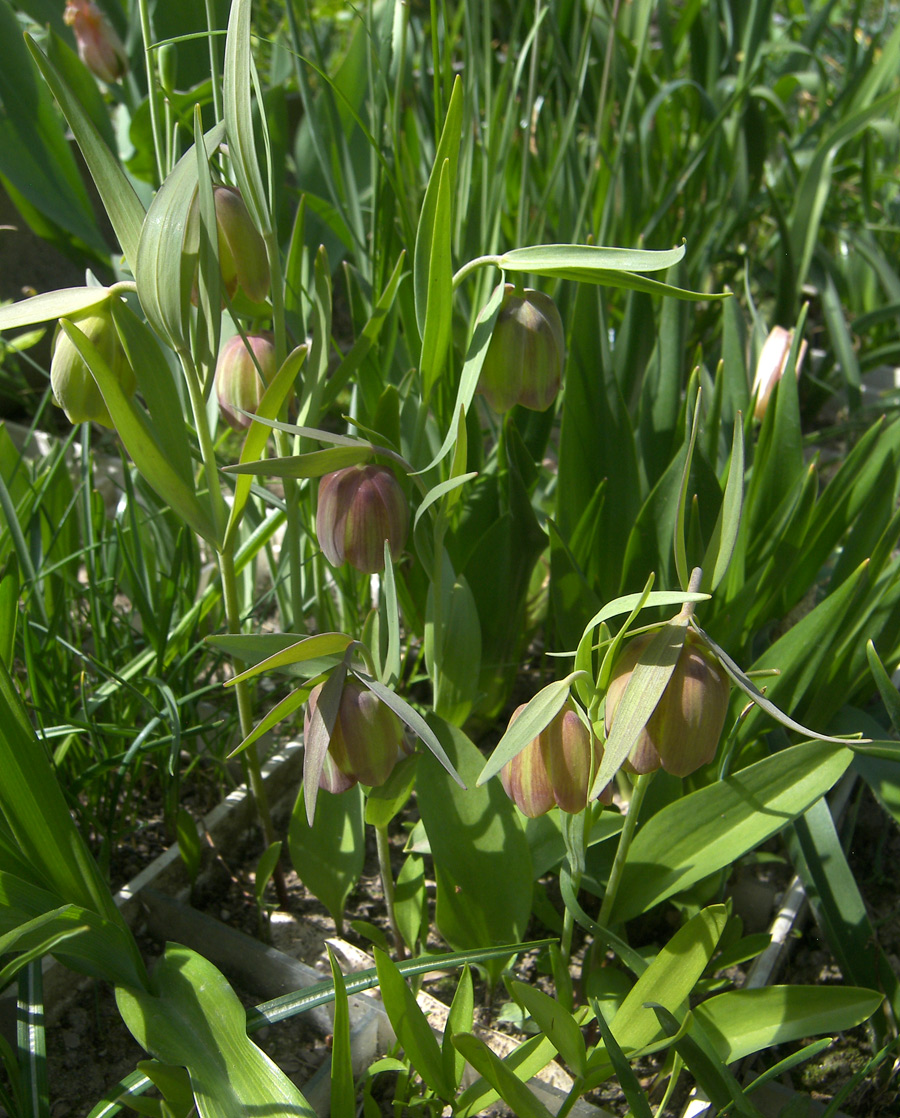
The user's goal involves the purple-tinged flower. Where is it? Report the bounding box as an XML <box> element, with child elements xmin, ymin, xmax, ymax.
<box><xmin>316</xmin><ymin>465</ymin><xmax>409</xmax><ymax>574</ymax></box>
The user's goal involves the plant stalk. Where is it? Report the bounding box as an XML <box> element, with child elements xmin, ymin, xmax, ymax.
<box><xmin>597</xmin><ymin>771</ymin><xmax>654</xmax><ymax>927</ymax></box>
<box><xmin>375</xmin><ymin>822</ymin><xmax>406</xmax><ymax>959</ymax></box>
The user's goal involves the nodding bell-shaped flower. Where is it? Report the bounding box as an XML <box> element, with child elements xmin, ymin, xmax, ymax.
<box><xmin>752</xmin><ymin>325</ymin><xmax>808</xmax><ymax>421</ymax></box>
<box><xmin>50</xmin><ymin>306</ymin><xmax>136</xmax><ymax>428</ymax></box>
<box><xmin>306</xmin><ymin>678</ymin><xmax>405</xmax><ymax>794</ymax></box>
<box><xmin>214</xmin><ymin>333</ymin><xmax>275</xmax><ymax>430</ymax></box>
<box><xmin>316</xmin><ymin>465</ymin><xmax>409</xmax><ymax>574</ymax></box>
<box><xmin>605</xmin><ymin>631</ymin><xmax>731</xmax><ymax>778</ymax></box>
<box><xmin>64</xmin><ymin>0</ymin><xmax>128</xmax><ymax>84</ymax></box>
<box><xmin>500</xmin><ymin>699</ymin><xmax>611</xmax><ymax>818</ymax></box>
<box><xmin>477</xmin><ymin>284</ymin><xmax>565</xmax><ymax>413</ymax></box>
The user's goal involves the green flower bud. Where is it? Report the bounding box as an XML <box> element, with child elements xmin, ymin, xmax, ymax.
<box><xmin>189</xmin><ymin>186</ymin><xmax>270</xmax><ymax>306</ymax></box>
<box><xmin>605</xmin><ymin>631</ymin><xmax>731</xmax><ymax>777</ymax></box>
<box><xmin>316</xmin><ymin>465</ymin><xmax>409</xmax><ymax>574</ymax></box>
<box><xmin>213</xmin><ymin>186</ymin><xmax>270</xmax><ymax>304</ymax></box>
<box><xmin>500</xmin><ymin>699</ymin><xmax>610</xmax><ymax>818</ymax></box>
<box><xmin>305</xmin><ymin>678</ymin><xmax>405</xmax><ymax>792</ymax></box>
<box><xmin>50</xmin><ymin>307</ymin><xmax>136</xmax><ymax>428</ymax></box>
<box><xmin>477</xmin><ymin>284</ymin><xmax>565</xmax><ymax>413</ymax></box>
<box><xmin>214</xmin><ymin>333</ymin><xmax>275</xmax><ymax>430</ymax></box>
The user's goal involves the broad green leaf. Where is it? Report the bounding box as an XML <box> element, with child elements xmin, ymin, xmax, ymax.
<box><xmin>415</xmin><ymin>76</ymin><xmax>462</xmax><ymax>336</ymax></box>
<box><xmin>23</xmin><ymin>32</ymin><xmax>143</xmax><ymax>264</ymax></box>
<box><xmin>375</xmin><ymin>949</ymin><xmax>453</xmax><ymax>1099</ymax></box>
<box><xmin>288</xmin><ymin>783</ymin><xmax>363</xmax><ymax>933</ymax></box>
<box><xmin>0</xmin><ymin>288</ymin><xmax>110</xmax><ymax>333</ymax></box>
<box><xmin>612</xmin><ymin>742</ymin><xmax>853</xmax><ymax>922</ymax></box>
<box><xmin>0</xmin><ymin>18</ymin><xmax>104</xmax><ymax>257</ymax></box>
<box><xmin>694</xmin><ymin>986</ymin><xmax>883</xmax><ymax>1063</ymax></box>
<box><xmin>477</xmin><ymin>673</ymin><xmax>583</xmax><ymax>787</ymax></box>
<box><xmin>116</xmin><ymin>945</ymin><xmax>314</xmax><ymax>1118</ymax></box>
<box><xmin>58</xmin><ymin>320</ymin><xmax>220</xmax><ymax>546</ymax></box>
<box><xmin>452</xmin><ymin>1034</ymin><xmax>555</xmax><ymax>1118</ymax></box>
<box><xmin>425</xmin><ymin>563</ymin><xmax>481</xmax><ymax>726</ymax></box>
<box><xmin>394</xmin><ymin>852</ymin><xmax>426</xmax><ymax>955</ymax></box>
<box><xmin>416</xmin><ymin>719</ymin><xmax>531</xmax><ymax>983</ymax></box>
<box><xmin>510</xmin><ymin>980</ymin><xmax>587</xmax><ymax>1077</ymax></box>
<box><xmin>327</xmin><ymin>948</ymin><xmax>356</xmax><ymax>1118</ymax></box>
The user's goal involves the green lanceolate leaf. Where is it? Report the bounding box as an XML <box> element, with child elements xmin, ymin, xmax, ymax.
<box><xmin>0</xmin><ymin>287</ymin><xmax>110</xmax><ymax>333</ymax></box>
<box><xmin>375</xmin><ymin>948</ymin><xmax>453</xmax><ymax>1100</ymax></box>
<box><xmin>135</xmin><ymin>122</ymin><xmax>226</xmax><ymax>350</ymax></box>
<box><xmin>477</xmin><ymin>673</ymin><xmax>584</xmax><ymax>787</ymax></box>
<box><xmin>116</xmin><ymin>945</ymin><xmax>314</xmax><ymax>1118</ymax></box>
<box><xmin>419</xmin><ymin>159</ymin><xmax>454</xmax><ymax>401</ymax></box>
<box><xmin>611</xmin><ymin>742</ymin><xmax>853</xmax><ymax>922</ymax></box>
<box><xmin>327</xmin><ymin>948</ymin><xmax>356</xmax><ymax>1118</ymax></box>
<box><xmin>701</xmin><ymin>413</ymin><xmax>744</xmax><ymax>592</ymax></box>
<box><xmin>443</xmin><ymin>964</ymin><xmax>473</xmax><ymax>1091</ymax></box>
<box><xmin>451</xmin><ymin>1034</ymin><xmax>555</xmax><ymax>1118</ymax></box>
<box><xmin>223</xmin><ymin>0</ymin><xmax>271</xmax><ymax>235</ymax></box>
<box><xmin>510</xmin><ymin>980</ymin><xmax>587</xmax><ymax>1077</ymax></box>
<box><xmin>23</xmin><ymin>27</ymin><xmax>144</xmax><ymax>264</ymax></box>
<box><xmin>694</xmin><ymin>986</ymin><xmax>883</xmax><ymax>1064</ymax></box>
<box><xmin>415</xmin><ymin>76</ymin><xmax>462</xmax><ymax>337</ymax></box>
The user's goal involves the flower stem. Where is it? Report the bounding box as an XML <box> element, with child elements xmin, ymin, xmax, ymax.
<box><xmin>220</xmin><ymin>543</ymin><xmax>289</xmax><ymax>908</ymax></box>
<box><xmin>597</xmin><ymin>771</ymin><xmax>654</xmax><ymax>927</ymax></box>
<box><xmin>375</xmin><ymin>822</ymin><xmax>406</xmax><ymax>958</ymax></box>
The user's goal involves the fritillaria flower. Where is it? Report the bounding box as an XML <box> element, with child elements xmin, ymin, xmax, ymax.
<box><xmin>752</xmin><ymin>325</ymin><xmax>808</xmax><ymax>421</ymax></box>
<box><xmin>316</xmin><ymin>465</ymin><xmax>409</xmax><ymax>574</ymax></box>
<box><xmin>64</xmin><ymin>0</ymin><xmax>127</xmax><ymax>84</ymax></box>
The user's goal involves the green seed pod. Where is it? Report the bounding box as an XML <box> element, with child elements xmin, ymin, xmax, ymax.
<box><xmin>305</xmin><ymin>678</ymin><xmax>405</xmax><ymax>792</ymax></box>
<box><xmin>214</xmin><ymin>333</ymin><xmax>275</xmax><ymax>430</ymax></box>
<box><xmin>477</xmin><ymin>284</ymin><xmax>565</xmax><ymax>413</ymax></box>
<box><xmin>50</xmin><ymin>307</ymin><xmax>136</xmax><ymax>427</ymax></box>
<box><xmin>316</xmin><ymin>465</ymin><xmax>409</xmax><ymax>574</ymax></box>
<box><xmin>500</xmin><ymin>699</ymin><xmax>610</xmax><ymax>818</ymax></box>
<box><xmin>605</xmin><ymin>631</ymin><xmax>731</xmax><ymax>777</ymax></box>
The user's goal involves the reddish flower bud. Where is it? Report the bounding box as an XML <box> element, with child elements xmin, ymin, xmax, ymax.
<box><xmin>214</xmin><ymin>333</ymin><xmax>275</xmax><ymax>430</ymax></box>
<box><xmin>477</xmin><ymin>284</ymin><xmax>565</xmax><ymax>413</ymax></box>
<box><xmin>64</xmin><ymin>0</ymin><xmax>127</xmax><ymax>84</ymax></box>
<box><xmin>316</xmin><ymin>465</ymin><xmax>409</xmax><ymax>574</ymax></box>
<box><xmin>752</xmin><ymin>325</ymin><xmax>808</xmax><ymax>421</ymax></box>
<box><xmin>305</xmin><ymin>678</ymin><xmax>405</xmax><ymax>792</ymax></box>
<box><xmin>605</xmin><ymin>631</ymin><xmax>731</xmax><ymax>778</ymax></box>
<box><xmin>500</xmin><ymin>699</ymin><xmax>611</xmax><ymax>818</ymax></box>
<box><xmin>50</xmin><ymin>306</ymin><xmax>136</xmax><ymax>428</ymax></box>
